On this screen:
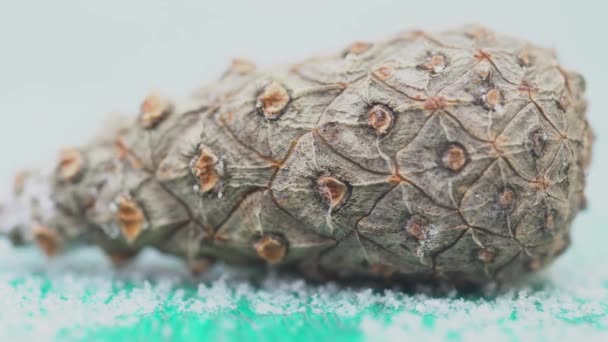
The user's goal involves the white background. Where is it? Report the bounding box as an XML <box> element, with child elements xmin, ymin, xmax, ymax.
<box><xmin>0</xmin><ymin>0</ymin><xmax>605</xmax><ymax>214</ymax></box>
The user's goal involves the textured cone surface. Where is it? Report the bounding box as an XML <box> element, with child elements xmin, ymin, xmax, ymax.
<box><xmin>0</xmin><ymin>25</ymin><xmax>591</xmax><ymax>285</ymax></box>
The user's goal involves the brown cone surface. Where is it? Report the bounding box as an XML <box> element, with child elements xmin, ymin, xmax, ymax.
<box><xmin>1</xmin><ymin>26</ymin><xmax>591</xmax><ymax>285</ymax></box>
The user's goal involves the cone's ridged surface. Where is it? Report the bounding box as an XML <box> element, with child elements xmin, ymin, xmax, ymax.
<box><xmin>0</xmin><ymin>26</ymin><xmax>592</xmax><ymax>285</ymax></box>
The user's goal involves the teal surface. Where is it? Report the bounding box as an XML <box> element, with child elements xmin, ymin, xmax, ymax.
<box><xmin>0</xmin><ymin>213</ymin><xmax>607</xmax><ymax>341</ymax></box>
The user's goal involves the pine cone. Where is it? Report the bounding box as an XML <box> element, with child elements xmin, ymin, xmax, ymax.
<box><xmin>1</xmin><ymin>25</ymin><xmax>591</xmax><ymax>286</ymax></box>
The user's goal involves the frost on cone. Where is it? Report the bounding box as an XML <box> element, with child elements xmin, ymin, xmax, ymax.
<box><xmin>0</xmin><ymin>25</ymin><xmax>592</xmax><ymax>286</ymax></box>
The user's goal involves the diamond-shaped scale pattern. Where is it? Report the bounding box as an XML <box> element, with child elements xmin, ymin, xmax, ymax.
<box><xmin>155</xmin><ymin>109</ymin><xmax>277</xmax><ymax>231</ymax></box>
<box><xmin>495</xmin><ymin>103</ymin><xmax>565</xmax><ymax>180</ymax></box>
<box><xmin>460</xmin><ymin>159</ymin><xmax>541</xmax><ymax>237</ymax></box>
<box><xmin>357</xmin><ymin>182</ymin><xmax>467</xmax><ymax>267</ymax></box>
<box><xmin>396</xmin><ymin>113</ymin><xmax>498</xmax><ymax>208</ymax></box>
<box><xmin>217</xmin><ymin>73</ymin><xmax>346</xmax><ymax>161</ymax></box>
<box><xmin>18</xmin><ymin>26</ymin><xmax>589</xmax><ymax>286</ymax></box>
<box><xmin>316</xmin><ymin>77</ymin><xmax>431</xmax><ymax>174</ymax></box>
<box><xmin>214</xmin><ymin>190</ymin><xmax>335</xmax><ymax>264</ymax></box>
<box><xmin>434</xmin><ymin>228</ymin><xmax>522</xmax><ymax>283</ymax></box>
<box><xmin>270</xmin><ymin>132</ymin><xmax>394</xmax><ymax>240</ymax></box>
<box><xmin>437</xmin><ymin>59</ymin><xmax>531</xmax><ymax>141</ymax></box>
<box><xmin>319</xmin><ymin>230</ymin><xmax>432</xmax><ymax>280</ymax></box>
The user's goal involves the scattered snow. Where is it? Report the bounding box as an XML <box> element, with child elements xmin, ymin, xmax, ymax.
<box><xmin>0</xmin><ymin>213</ymin><xmax>606</xmax><ymax>341</ymax></box>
